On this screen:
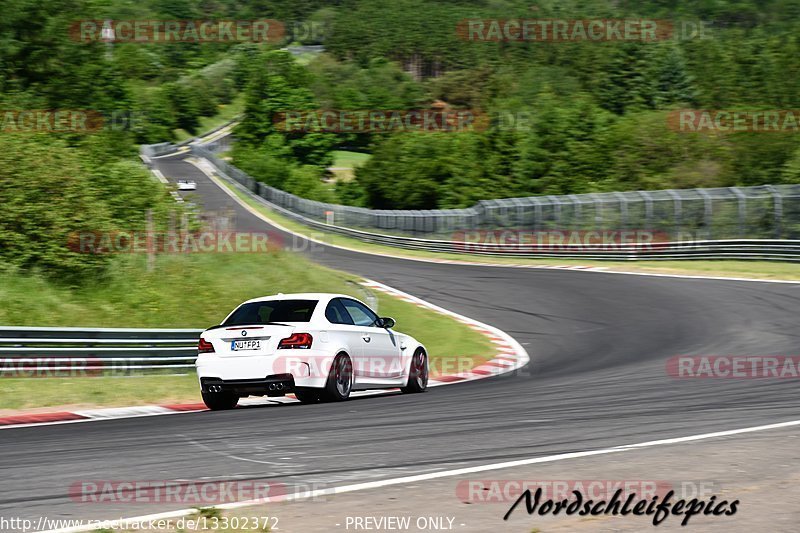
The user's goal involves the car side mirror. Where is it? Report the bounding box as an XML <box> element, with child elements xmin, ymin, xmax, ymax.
<box><xmin>376</xmin><ymin>317</ymin><xmax>395</xmax><ymax>329</ymax></box>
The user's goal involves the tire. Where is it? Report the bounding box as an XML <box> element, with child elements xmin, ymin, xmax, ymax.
<box><xmin>201</xmin><ymin>391</ymin><xmax>239</xmax><ymax>410</ymax></box>
<box><xmin>401</xmin><ymin>349</ymin><xmax>428</xmax><ymax>393</ymax></box>
<box><xmin>323</xmin><ymin>353</ymin><xmax>353</xmax><ymax>401</ymax></box>
<box><xmin>294</xmin><ymin>388</ymin><xmax>322</xmax><ymax>404</ymax></box>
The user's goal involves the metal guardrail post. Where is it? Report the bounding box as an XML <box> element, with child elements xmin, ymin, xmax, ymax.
<box><xmin>547</xmin><ymin>195</ymin><xmax>562</xmax><ymax>228</ymax></box>
<box><xmin>766</xmin><ymin>185</ymin><xmax>783</xmax><ymax>238</ymax></box>
<box><xmin>697</xmin><ymin>188</ymin><xmax>713</xmax><ymax>240</ymax></box>
<box><xmin>638</xmin><ymin>191</ymin><xmax>654</xmax><ymax>229</ymax></box>
<box><xmin>567</xmin><ymin>194</ymin><xmax>581</xmax><ymax>229</ymax></box>
<box><xmin>510</xmin><ymin>197</ymin><xmax>526</xmax><ymax>227</ymax></box>
<box><xmin>589</xmin><ymin>193</ymin><xmax>604</xmax><ymax>227</ymax></box>
<box><xmin>532</xmin><ymin>197</ymin><xmax>543</xmax><ymax>231</ymax></box>
<box><xmin>613</xmin><ymin>192</ymin><xmax>629</xmax><ymax>228</ymax></box>
<box><xmin>729</xmin><ymin>187</ymin><xmax>747</xmax><ymax>238</ymax></box>
<box><xmin>666</xmin><ymin>190</ymin><xmax>682</xmax><ymax>240</ymax></box>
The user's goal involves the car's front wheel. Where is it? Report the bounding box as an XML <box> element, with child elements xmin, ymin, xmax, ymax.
<box><xmin>323</xmin><ymin>353</ymin><xmax>353</xmax><ymax>401</ymax></box>
<box><xmin>401</xmin><ymin>349</ymin><xmax>428</xmax><ymax>393</ymax></box>
<box><xmin>201</xmin><ymin>391</ymin><xmax>239</xmax><ymax>410</ymax></box>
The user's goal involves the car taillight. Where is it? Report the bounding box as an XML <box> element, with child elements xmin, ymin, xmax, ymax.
<box><xmin>198</xmin><ymin>337</ymin><xmax>215</xmax><ymax>353</ymax></box>
<box><xmin>278</xmin><ymin>333</ymin><xmax>313</xmax><ymax>349</ymax></box>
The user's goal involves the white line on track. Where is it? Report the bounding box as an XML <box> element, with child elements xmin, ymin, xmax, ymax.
<box><xmin>0</xmin><ymin>408</ymin><xmax>204</xmax><ymax>431</ymax></box>
<box><xmin>40</xmin><ymin>418</ymin><xmax>800</xmax><ymax>532</ymax></box>
<box><xmin>150</xmin><ymin>146</ymin><xmax>190</xmax><ymax>159</ymax></box>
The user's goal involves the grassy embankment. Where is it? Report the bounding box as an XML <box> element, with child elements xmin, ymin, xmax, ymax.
<box><xmin>327</xmin><ymin>150</ymin><xmax>371</xmax><ymax>182</ymax></box>
<box><xmin>173</xmin><ymin>96</ymin><xmax>244</xmax><ymax>142</ymax></box>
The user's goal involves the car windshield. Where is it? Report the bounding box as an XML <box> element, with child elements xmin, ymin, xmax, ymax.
<box><xmin>223</xmin><ymin>299</ymin><xmax>318</xmax><ymax>325</ymax></box>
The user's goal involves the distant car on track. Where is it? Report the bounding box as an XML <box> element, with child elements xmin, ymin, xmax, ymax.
<box><xmin>176</xmin><ymin>179</ymin><xmax>196</xmax><ymax>191</ymax></box>
<box><xmin>196</xmin><ymin>293</ymin><xmax>428</xmax><ymax>410</ymax></box>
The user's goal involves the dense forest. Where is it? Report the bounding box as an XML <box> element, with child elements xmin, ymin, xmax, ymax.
<box><xmin>0</xmin><ymin>0</ymin><xmax>311</xmax><ymax>278</ymax></box>
<box><xmin>230</xmin><ymin>0</ymin><xmax>800</xmax><ymax>209</ymax></box>
<box><xmin>3</xmin><ymin>0</ymin><xmax>800</xmax><ymax>277</ymax></box>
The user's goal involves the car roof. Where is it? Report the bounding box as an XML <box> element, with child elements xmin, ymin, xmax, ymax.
<box><xmin>240</xmin><ymin>293</ymin><xmax>358</xmax><ymax>305</ymax></box>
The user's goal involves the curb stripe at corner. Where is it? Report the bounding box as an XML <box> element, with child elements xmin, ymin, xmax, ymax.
<box><xmin>360</xmin><ymin>278</ymin><xmax>529</xmax><ymax>385</ymax></box>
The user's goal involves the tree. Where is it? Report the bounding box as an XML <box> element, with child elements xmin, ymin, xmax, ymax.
<box><xmin>651</xmin><ymin>43</ymin><xmax>697</xmax><ymax>108</ymax></box>
<box><xmin>596</xmin><ymin>44</ymin><xmax>654</xmax><ymax>114</ymax></box>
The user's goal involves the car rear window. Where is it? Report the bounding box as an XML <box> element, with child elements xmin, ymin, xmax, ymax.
<box><xmin>223</xmin><ymin>300</ymin><xmax>318</xmax><ymax>325</ymax></box>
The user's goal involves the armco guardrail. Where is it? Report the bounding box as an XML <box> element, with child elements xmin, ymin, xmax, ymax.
<box><xmin>141</xmin><ymin>128</ymin><xmax>800</xmax><ymax>261</ymax></box>
<box><xmin>186</xmin><ymin>145</ymin><xmax>800</xmax><ymax>242</ymax></box>
<box><xmin>140</xmin><ymin>119</ymin><xmax>239</xmax><ymax>160</ymax></box>
<box><xmin>0</xmin><ymin>327</ymin><xmax>202</xmax><ymax>376</ymax></box>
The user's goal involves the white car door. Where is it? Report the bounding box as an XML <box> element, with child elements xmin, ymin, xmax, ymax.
<box><xmin>340</xmin><ymin>298</ymin><xmax>402</xmax><ymax>379</ymax></box>
<box><xmin>324</xmin><ymin>298</ymin><xmax>367</xmax><ymax>379</ymax></box>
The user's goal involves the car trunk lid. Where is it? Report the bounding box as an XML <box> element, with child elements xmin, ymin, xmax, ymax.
<box><xmin>201</xmin><ymin>324</ymin><xmax>296</xmax><ymax>357</ymax></box>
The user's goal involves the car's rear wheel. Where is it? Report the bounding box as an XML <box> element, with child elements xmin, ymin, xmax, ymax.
<box><xmin>294</xmin><ymin>388</ymin><xmax>322</xmax><ymax>404</ymax></box>
<box><xmin>401</xmin><ymin>349</ymin><xmax>428</xmax><ymax>393</ymax></box>
<box><xmin>323</xmin><ymin>353</ymin><xmax>353</xmax><ymax>401</ymax></box>
<box><xmin>201</xmin><ymin>391</ymin><xmax>239</xmax><ymax>410</ymax></box>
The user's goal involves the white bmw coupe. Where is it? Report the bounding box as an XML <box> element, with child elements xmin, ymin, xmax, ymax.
<box><xmin>196</xmin><ymin>293</ymin><xmax>428</xmax><ymax>410</ymax></box>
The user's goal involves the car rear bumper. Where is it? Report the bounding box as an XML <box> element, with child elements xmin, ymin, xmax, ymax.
<box><xmin>200</xmin><ymin>375</ymin><xmax>295</xmax><ymax>397</ymax></box>
<box><xmin>196</xmin><ymin>352</ymin><xmax>330</xmax><ymax>390</ymax></box>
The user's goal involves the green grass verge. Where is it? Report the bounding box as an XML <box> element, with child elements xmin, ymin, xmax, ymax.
<box><xmin>214</xmin><ymin>175</ymin><xmax>800</xmax><ymax>281</ymax></box>
<box><xmin>174</xmin><ymin>96</ymin><xmax>244</xmax><ymax>142</ymax></box>
<box><xmin>331</xmin><ymin>150</ymin><xmax>371</xmax><ymax>168</ymax></box>
<box><xmin>328</xmin><ymin>150</ymin><xmax>371</xmax><ymax>181</ymax></box>
<box><xmin>0</xmin><ymin>252</ymin><xmax>492</xmax><ymax>411</ymax></box>
<box><xmin>0</xmin><ymin>374</ymin><xmax>202</xmax><ymax>412</ymax></box>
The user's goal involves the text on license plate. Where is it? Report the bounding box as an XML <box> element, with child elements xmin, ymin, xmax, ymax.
<box><xmin>231</xmin><ymin>339</ymin><xmax>261</xmax><ymax>351</ymax></box>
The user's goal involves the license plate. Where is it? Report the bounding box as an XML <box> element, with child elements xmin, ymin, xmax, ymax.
<box><xmin>231</xmin><ymin>339</ymin><xmax>261</xmax><ymax>351</ymax></box>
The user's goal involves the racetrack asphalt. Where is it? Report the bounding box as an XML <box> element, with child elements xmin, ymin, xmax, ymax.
<box><xmin>2</xmin><ymin>152</ymin><xmax>798</xmax><ymax>527</ymax></box>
